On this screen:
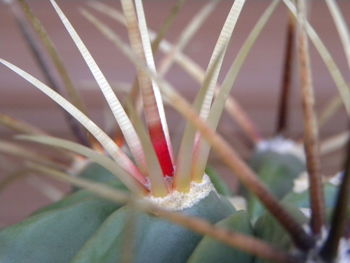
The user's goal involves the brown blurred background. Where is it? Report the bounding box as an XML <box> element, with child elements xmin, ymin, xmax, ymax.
<box><xmin>0</xmin><ymin>0</ymin><xmax>349</xmax><ymax>226</ymax></box>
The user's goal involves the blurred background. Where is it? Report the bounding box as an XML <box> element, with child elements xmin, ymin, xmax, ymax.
<box><xmin>0</xmin><ymin>0</ymin><xmax>349</xmax><ymax>226</ymax></box>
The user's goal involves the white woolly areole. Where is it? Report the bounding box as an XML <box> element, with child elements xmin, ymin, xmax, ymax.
<box><xmin>293</xmin><ymin>172</ymin><xmax>309</xmax><ymax>193</ymax></box>
<box><xmin>304</xmin><ymin>238</ymin><xmax>350</xmax><ymax>263</ymax></box>
<box><xmin>300</xmin><ymin>207</ymin><xmax>312</xmax><ymax>218</ymax></box>
<box><xmin>329</xmin><ymin>171</ymin><xmax>344</xmax><ymax>186</ymax></box>
<box><xmin>228</xmin><ymin>196</ymin><xmax>247</xmax><ymax>211</ymax></box>
<box><xmin>294</xmin><ymin>171</ymin><xmax>344</xmax><ymax>194</ymax></box>
<box><xmin>302</xmin><ymin>226</ymin><xmax>327</xmax><ymax>262</ymax></box>
<box><xmin>146</xmin><ymin>174</ymin><xmax>214</xmax><ymax>211</ymax></box>
<box><xmin>257</xmin><ymin>137</ymin><xmax>305</xmax><ymax>161</ymax></box>
<box><xmin>299</xmin><ymin>225</ymin><xmax>350</xmax><ymax>263</ymax></box>
<box><xmin>337</xmin><ymin>238</ymin><xmax>350</xmax><ymax>263</ymax></box>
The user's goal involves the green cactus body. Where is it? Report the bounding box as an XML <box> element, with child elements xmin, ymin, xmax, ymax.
<box><xmin>0</xmin><ymin>163</ymin><xmax>242</xmax><ymax>263</ymax></box>
<box><xmin>283</xmin><ymin>181</ymin><xmax>350</xmax><ymax>221</ymax></box>
<box><xmin>188</xmin><ymin>211</ymin><xmax>254</xmax><ymax>263</ymax></box>
<box><xmin>254</xmin><ymin>205</ymin><xmax>308</xmax><ymax>263</ymax></box>
<box><xmin>0</xmin><ymin>195</ymin><xmax>119</xmax><ymax>263</ymax></box>
<box><xmin>246</xmin><ymin>138</ymin><xmax>306</xmax><ymax>219</ymax></box>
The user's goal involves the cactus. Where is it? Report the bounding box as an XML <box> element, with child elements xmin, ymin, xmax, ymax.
<box><xmin>0</xmin><ymin>0</ymin><xmax>349</xmax><ymax>263</ymax></box>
